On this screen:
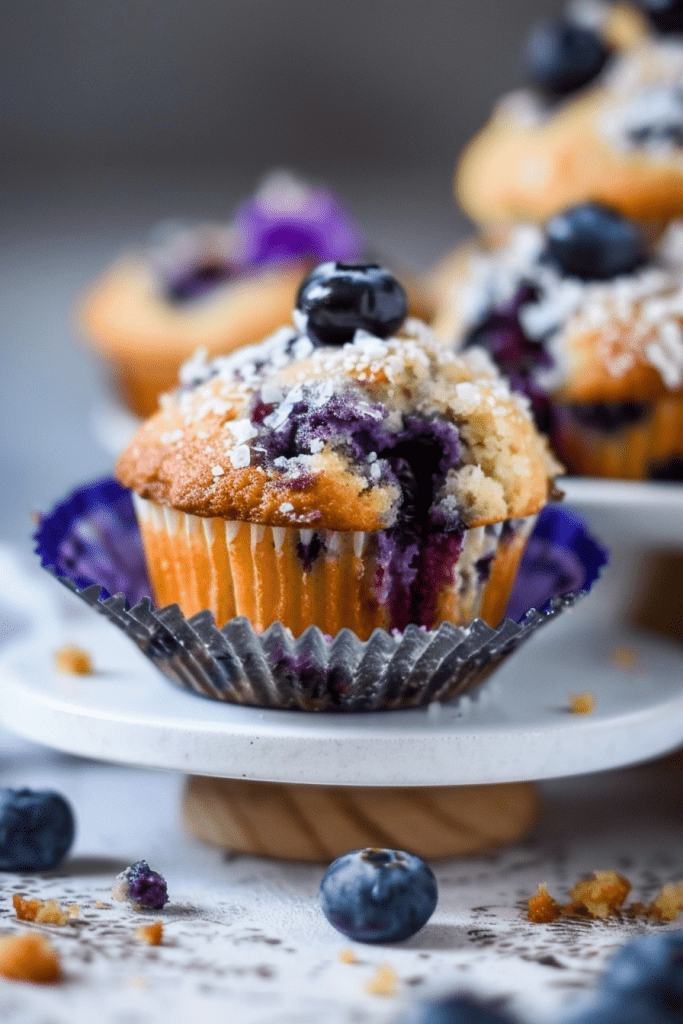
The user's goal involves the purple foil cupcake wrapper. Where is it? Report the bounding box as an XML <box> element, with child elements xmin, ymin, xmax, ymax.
<box><xmin>35</xmin><ymin>479</ymin><xmax>607</xmax><ymax>713</ymax></box>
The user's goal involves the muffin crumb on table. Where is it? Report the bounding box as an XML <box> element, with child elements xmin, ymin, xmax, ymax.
<box><xmin>338</xmin><ymin>947</ymin><xmax>359</xmax><ymax>964</ymax></box>
<box><xmin>364</xmin><ymin>963</ymin><xmax>398</xmax><ymax>997</ymax></box>
<box><xmin>569</xmin><ymin>691</ymin><xmax>595</xmax><ymax>714</ymax></box>
<box><xmin>527</xmin><ymin>883</ymin><xmax>563</xmax><ymax>923</ymax></box>
<box><xmin>528</xmin><ymin>870</ymin><xmax>683</xmax><ymax>924</ymax></box>
<box><xmin>13</xmin><ymin>894</ymin><xmax>73</xmax><ymax>927</ymax></box>
<box><xmin>135</xmin><ymin>921</ymin><xmax>164</xmax><ymax>946</ymax></box>
<box><xmin>53</xmin><ymin>644</ymin><xmax>93</xmax><ymax>675</ymax></box>
<box><xmin>0</xmin><ymin>933</ymin><xmax>62</xmax><ymax>984</ymax></box>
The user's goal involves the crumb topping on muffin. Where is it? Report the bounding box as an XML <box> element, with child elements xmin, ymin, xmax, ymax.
<box><xmin>117</xmin><ymin>316</ymin><xmax>559</xmax><ymax>530</ymax></box>
<box><xmin>450</xmin><ymin>218</ymin><xmax>683</xmax><ymax>403</ymax></box>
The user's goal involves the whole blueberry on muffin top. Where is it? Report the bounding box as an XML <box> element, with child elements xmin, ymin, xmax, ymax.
<box><xmin>525</xmin><ymin>19</ymin><xmax>611</xmax><ymax>99</ymax></box>
<box><xmin>450</xmin><ymin>210</ymin><xmax>683</xmax><ymax>444</ymax></box>
<box><xmin>295</xmin><ymin>262</ymin><xmax>408</xmax><ymax>346</ymax></box>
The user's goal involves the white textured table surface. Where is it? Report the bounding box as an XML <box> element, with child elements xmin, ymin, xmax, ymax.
<box><xmin>1</xmin><ymin>550</ymin><xmax>683</xmax><ymax>1024</ymax></box>
<box><xmin>1</xmin><ymin>732</ymin><xmax>683</xmax><ymax>1024</ymax></box>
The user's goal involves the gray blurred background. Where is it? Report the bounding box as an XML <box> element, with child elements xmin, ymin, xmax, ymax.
<box><xmin>2</xmin><ymin>0</ymin><xmax>562</xmax><ymax>543</ymax></box>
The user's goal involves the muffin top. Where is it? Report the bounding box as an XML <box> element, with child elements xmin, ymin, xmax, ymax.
<box><xmin>441</xmin><ymin>206</ymin><xmax>683</xmax><ymax>406</ymax></box>
<box><xmin>455</xmin><ymin>5</ymin><xmax>683</xmax><ymax>226</ymax></box>
<box><xmin>117</xmin><ymin>264</ymin><xmax>560</xmax><ymax>531</ymax></box>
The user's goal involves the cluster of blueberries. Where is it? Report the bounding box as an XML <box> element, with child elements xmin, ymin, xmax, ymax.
<box><xmin>2</xmin><ymin>790</ymin><xmax>682</xmax><ymax>1023</ymax></box>
<box><xmin>524</xmin><ymin>0</ymin><xmax>683</xmax><ymax>101</ymax></box>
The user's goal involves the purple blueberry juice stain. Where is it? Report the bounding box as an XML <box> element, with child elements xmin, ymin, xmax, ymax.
<box><xmin>166</xmin><ymin>262</ymin><xmax>233</xmax><ymax>302</ymax></box>
<box><xmin>564</xmin><ymin>401</ymin><xmax>651</xmax><ymax>433</ymax></box>
<box><xmin>475</xmin><ymin>553</ymin><xmax>495</xmax><ymax>584</ymax></box>
<box><xmin>463</xmin><ymin>283</ymin><xmax>555</xmax><ymax>433</ymax></box>
<box><xmin>251</xmin><ymin>388</ymin><xmax>467</xmax><ymax>629</ymax></box>
<box><xmin>296</xmin><ymin>532</ymin><xmax>325</xmax><ymax>572</ymax></box>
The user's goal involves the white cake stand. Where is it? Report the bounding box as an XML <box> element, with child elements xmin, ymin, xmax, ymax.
<box><xmin>2</xmin><ymin>479</ymin><xmax>682</xmax><ymax>859</ymax></box>
<box><xmin>1</xmin><ymin>611</ymin><xmax>683</xmax><ymax>786</ymax></box>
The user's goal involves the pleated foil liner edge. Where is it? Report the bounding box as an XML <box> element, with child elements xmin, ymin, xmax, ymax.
<box><xmin>50</xmin><ymin>572</ymin><xmax>583</xmax><ymax>712</ymax></box>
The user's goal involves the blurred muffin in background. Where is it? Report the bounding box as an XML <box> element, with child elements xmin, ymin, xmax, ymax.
<box><xmin>455</xmin><ymin>1</ymin><xmax>683</xmax><ymax>230</ymax></box>
<box><xmin>78</xmin><ymin>171</ymin><xmax>435</xmax><ymax>418</ymax></box>
<box><xmin>436</xmin><ymin>203</ymin><xmax>683</xmax><ymax>480</ymax></box>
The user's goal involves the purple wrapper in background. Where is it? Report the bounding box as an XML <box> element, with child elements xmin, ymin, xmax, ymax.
<box><xmin>35</xmin><ymin>478</ymin><xmax>152</xmax><ymax>606</ymax></box>
<box><xmin>505</xmin><ymin>505</ymin><xmax>606</xmax><ymax>623</ymax></box>
<box><xmin>232</xmin><ymin>176</ymin><xmax>366</xmax><ymax>269</ymax></box>
<box><xmin>34</xmin><ymin>478</ymin><xmax>607</xmax><ymax>712</ymax></box>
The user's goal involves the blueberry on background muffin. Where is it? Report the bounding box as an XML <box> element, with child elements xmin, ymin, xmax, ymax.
<box><xmin>436</xmin><ymin>205</ymin><xmax>683</xmax><ymax>479</ymax></box>
<box><xmin>79</xmin><ymin>172</ymin><xmax>434</xmax><ymax>418</ymax></box>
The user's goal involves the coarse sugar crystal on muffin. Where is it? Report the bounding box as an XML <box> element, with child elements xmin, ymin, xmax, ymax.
<box><xmin>116</xmin><ymin>263</ymin><xmax>560</xmax><ymax>640</ymax></box>
<box><xmin>437</xmin><ymin>206</ymin><xmax>683</xmax><ymax>478</ymax></box>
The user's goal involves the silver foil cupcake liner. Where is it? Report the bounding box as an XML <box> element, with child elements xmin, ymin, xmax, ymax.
<box><xmin>35</xmin><ymin>478</ymin><xmax>607</xmax><ymax>713</ymax></box>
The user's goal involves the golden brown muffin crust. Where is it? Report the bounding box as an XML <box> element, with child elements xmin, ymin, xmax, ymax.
<box><xmin>117</xmin><ymin>322</ymin><xmax>559</xmax><ymax>530</ymax></box>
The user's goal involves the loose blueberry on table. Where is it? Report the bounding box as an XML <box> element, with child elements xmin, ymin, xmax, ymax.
<box><xmin>0</xmin><ymin>788</ymin><xmax>75</xmax><ymax>871</ymax></box>
<box><xmin>559</xmin><ymin>992</ymin><xmax>679</xmax><ymax>1023</ymax></box>
<box><xmin>541</xmin><ymin>204</ymin><xmax>648</xmax><ymax>281</ymax></box>
<box><xmin>525</xmin><ymin>19</ymin><xmax>611</xmax><ymax>98</ymax></box>
<box><xmin>295</xmin><ymin>262</ymin><xmax>408</xmax><ymax>346</ymax></box>
<box><xmin>318</xmin><ymin>847</ymin><xmax>438</xmax><ymax>943</ymax></box>
<box><xmin>394</xmin><ymin>994</ymin><xmax>515</xmax><ymax>1023</ymax></box>
<box><xmin>600</xmin><ymin>932</ymin><xmax>683</xmax><ymax>1006</ymax></box>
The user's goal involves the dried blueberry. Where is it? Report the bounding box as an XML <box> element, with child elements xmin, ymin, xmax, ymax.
<box><xmin>395</xmin><ymin>994</ymin><xmax>515</xmax><ymax>1023</ymax></box>
<box><xmin>295</xmin><ymin>262</ymin><xmax>407</xmax><ymax>346</ymax></box>
<box><xmin>542</xmin><ymin>204</ymin><xmax>648</xmax><ymax>280</ymax></box>
<box><xmin>0</xmin><ymin>788</ymin><xmax>75</xmax><ymax>871</ymax></box>
<box><xmin>319</xmin><ymin>847</ymin><xmax>437</xmax><ymax>943</ymax></box>
<box><xmin>112</xmin><ymin>860</ymin><xmax>169</xmax><ymax>910</ymax></box>
<box><xmin>525</xmin><ymin>19</ymin><xmax>611</xmax><ymax>98</ymax></box>
<box><xmin>639</xmin><ymin>0</ymin><xmax>683</xmax><ymax>34</ymax></box>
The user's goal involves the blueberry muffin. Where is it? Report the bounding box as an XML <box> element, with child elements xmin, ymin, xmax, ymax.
<box><xmin>455</xmin><ymin>2</ymin><xmax>683</xmax><ymax>229</ymax></box>
<box><xmin>79</xmin><ymin>171</ymin><xmax>433</xmax><ymax>418</ymax></box>
<box><xmin>116</xmin><ymin>263</ymin><xmax>560</xmax><ymax>639</ymax></box>
<box><xmin>437</xmin><ymin>203</ymin><xmax>683</xmax><ymax>479</ymax></box>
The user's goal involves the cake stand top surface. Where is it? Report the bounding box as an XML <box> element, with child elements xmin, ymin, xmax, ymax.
<box><xmin>1</xmin><ymin>607</ymin><xmax>682</xmax><ymax>786</ymax></box>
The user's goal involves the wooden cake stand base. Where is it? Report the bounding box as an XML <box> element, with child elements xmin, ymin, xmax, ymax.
<box><xmin>182</xmin><ymin>777</ymin><xmax>542</xmax><ymax>862</ymax></box>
